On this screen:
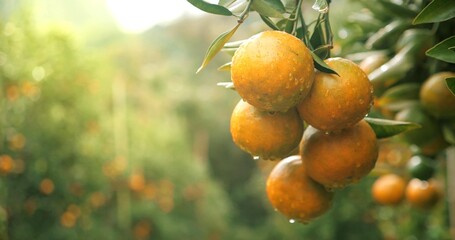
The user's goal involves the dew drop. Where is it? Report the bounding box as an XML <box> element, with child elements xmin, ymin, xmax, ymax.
<box><xmin>324</xmin><ymin>131</ymin><xmax>330</xmax><ymax>135</ymax></box>
<box><xmin>289</xmin><ymin>219</ymin><xmax>296</xmax><ymax>224</ymax></box>
<box><xmin>312</xmin><ymin>1</ymin><xmax>329</xmax><ymax>13</ymax></box>
<box><xmin>253</xmin><ymin>156</ymin><xmax>260</xmax><ymax>160</ymax></box>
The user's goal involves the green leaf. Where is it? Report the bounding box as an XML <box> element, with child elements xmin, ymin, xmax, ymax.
<box><xmin>368</xmin><ymin>44</ymin><xmax>420</xmax><ymax>93</ymax></box>
<box><xmin>426</xmin><ymin>36</ymin><xmax>455</xmax><ymax>63</ymax></box>
<box><xmin>378</xmin><ymin>100</ymin><xmax>420</xmax><ymax>112</ymax></box>
<box><xmin>187</xmin><ymin>0</ymin><xmax>233</xmax><ymax>16</ymax></box>
<box><xmin>377</xmin><ymin>0</ymin><xmax>418</xmax><ymax>18</ymax></box>
<box><xmin>378</xmin><ymin>83</ymin><xmax>421</xmax><ymax>107</ymax></box>
<box><xmin>310</xmin><ymin>18</ymin><xmax>324</xmax><ymax>50</ymax></box>
<box><xmin>358</xmin><ymin>0</ymin><xmax>395</xmax><ymax>21</ymax></box>
<box><xmin>259</xmin><ymin>15</ymin><xmax>280</xmax><ymax>30</ymax></box>
<box><xmin>217</xmin><ymin>82</ymin><xmax>236</xmax><ymax>90</ymax></box>
<box><xmin>365</xmin><ymin>19</ymin><xmax>411</xmax><ymax>50</ymax></box>
<box><xmin>395</xmin><ymin>29</ymin><xmax>433</xmax><ymax>52</ymax></box>
<box><xmin>223</xmin><ymin>39</ymin><xmax>246</xmax><ymax>48</ymax></box>
<box><xmin>309</xmin><ymin>12</ymin><xmax>333</xmax><ymax>59</ymax></box>
<box><xmin>442</xmin><ymin>122</ymin><xmax>455</xmax><ymax>145</ymax></box>
<box><xmin>225</xmin><ymin>0</ymin><xmax>249</xmax><ymax>15</ymax></box>
<box><xmin>447</xmin><ymin>77</ymin><xmax>455</xmax><ymax>96</ymax></box>
<box><xmin>365</xmin><ymin>117</ymin><xmax>421</xmax><ymax>139</ymax></box>
<box><xmin>282</xmin><ymin>0</ymin><xmax>298</xmax><ymax>12</ymax></box>
<box><xmin>345</xmin><ymin>50</ymin><xmax>390</xmax><ymax>62</ymax></box>
<box><xmin>312</xmin><ymin>0</ymin><xmax>329</xmax><ymax>13</ymax></box>
<box><xmin>197</xmin><ymin>23</ymin><xmax>241</xmax><ymax>73</ymax></box>
<box><xmin>251</xmin><ymin>0</ymin><xmax>286</xmax><ymax>18</ymax></box>
<box><xmin>295</xmin><ymin>26</ymin><xmax>305</xmax><ymax>40</ymax></box>
<box><xmin>220</xmin><ymin>48</ymin><xmax>237</xmax><ymax>56</ymax></box>
<box><xmin>218</xmin><ymin>0</ymin><xmax>236</xmax><ymax>7</ymax></box>
<box><xmin>217</xmin><ymin>62</ymin><xmax>231</xmax><ymax>71</ymax></box>
<box><xmin>310</xmin><ymin>51</ymin><xmax>338</xmax><ymax>75</ymax></box>
<box><xmin>413</xmin><ymin>0</ymin><xmax>455</xmax><ymax>24</ymax></box>
<box><xmin>221</xmin><ymin>39</ymin><xmax>244</xmax><ymax>56</ymax></box>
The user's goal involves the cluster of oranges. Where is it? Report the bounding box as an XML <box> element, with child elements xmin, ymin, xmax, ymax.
<box><xmin>228</xmin><ymin>30</ymin><xmax>379</xmax><ymax>223</ymax></box>
<box><xmin>372</xmin><ymin>172</ymin><xmax>442</xmax><ymax>210</ymax></box>
<box><xmin>369</xmin><ymin>144</ymin><xmax>445</xmax><ymax>210</ymax></box>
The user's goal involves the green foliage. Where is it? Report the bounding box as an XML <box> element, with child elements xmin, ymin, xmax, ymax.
<box><xmin>338</xmin><ymin>0</ymin><xmax>454</xmax><ymax>238</ymax></box>
<box><xmin>426</xmin><ymin>36</ymin><xmax>455</xmax><ymax>64</ymax></box>
<box><xmin>187</xmin><ymin>0</ymin><xmax>233</xmax><ymax>16</ymax></box>
<box><xmin>365</xmin><ymin>118</ymin><xmax>420</xmax><ymax>139</ymax></box>
<box><xmin>310</xmin><ymin>51</ymin><xmax>338</xmax><ymax>75</ymax></box>
<box><xmin>251</xmin><ymin>0</ymin><xmax>286</xmax><ymax>18</ymax></box>
<box><xmin>447</xmin><ymin>77</ymin><xmax>455</xmax><ymax>95</ymax></box>
<box><xmin>412</xmin><ymin>0</ymin><xmax>455</xmax><ymax>67</ymax></box>
<box><xmin>378</xmin><ymin>83</ymin><xmax>421</xmax><ymax>109</ymax></box>
<box><xmin>197</xmin><ymin>23</ymin><xmax>240</xmax><ymax>73</ymax></box>
<box><xmin>413</xmin><ymin>0</ymin><xmax>455</xmax><ymax>24</ymax></box>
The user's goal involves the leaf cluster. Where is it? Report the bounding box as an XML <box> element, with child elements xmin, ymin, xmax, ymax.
<box><xmin>188</xmin><ymin>0</ymin><xmax>336</xmax><ymax>74</ymax></box>
<box><xmin>413</xmin><ymin>0</ymin><xmax>455</xmax><ymax>95</ymax></box>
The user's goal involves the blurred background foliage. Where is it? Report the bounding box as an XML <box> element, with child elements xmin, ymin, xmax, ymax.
<box><xmin>0</xmin><ymin>0</ymin><xmax>450</xmax><ymax>239</ymax></box>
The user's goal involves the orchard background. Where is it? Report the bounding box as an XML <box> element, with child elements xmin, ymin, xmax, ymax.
<box><xmin>0</xmin><ymin>0</ymin><xmax>454</xmax><ymax>240</ymax></box>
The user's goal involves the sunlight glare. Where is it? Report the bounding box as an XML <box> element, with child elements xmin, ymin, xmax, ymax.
<box><xmin>106</xmin><ymin>0</ymin><xmax>202</xmax><ymax>33</ymax></box>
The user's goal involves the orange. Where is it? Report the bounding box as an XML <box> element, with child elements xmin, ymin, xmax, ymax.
<box><xmin>230</xmin><ymin>100</ymin><xmax>304</xmax><ymax>160</ymax></box>
<box><xmin>266</xmin><ymin>155</ymin><xmax>333</xmax><ymax>223</ymax></box>
<box><xmin>129</xmin><ymin>172</ymin><xmax>146</xmax><ymax>192</ymax></box>
<box><xmin>405</xmin><ymin>178</ymin><xmax>442</xmax><ymax>210</ymax></box>
<box><xmin>371</xmin><ymin>173</ymin><xmax>406</xmax><ymax>205</ymax></box>
<box><xmin>420</xmin><ymin>72</ymin><xmax>455</xmax><ymax>119</ymax></box>
<box><xmin>39</xmin><ymin>178</ymin><xmax>55</xmax><ymax>195</ymax></box>
<box><xmin>0</xmin><ymin>155</ymin><xmax>14</xmax><ymax>174</ymax></box>
<box><xmin>298</xmin><ymin>57</ymin><xmax>373</xmax><ymax>131</ymax></box>
<box><xmin>300</xmin><ymin>119</ymin><xmax>378</xmax><ymax>189</ymax></box>
<box><xmin>231</xmin><ymin>30</ymin><xmax>314</xmax><ymax>112</ymax></box>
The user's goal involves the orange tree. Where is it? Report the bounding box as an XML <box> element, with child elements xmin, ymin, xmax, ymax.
<box><xmin>188</xmin><ymin>0</ymin><xmax>455</xmax><ymax>239</ymax></box>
